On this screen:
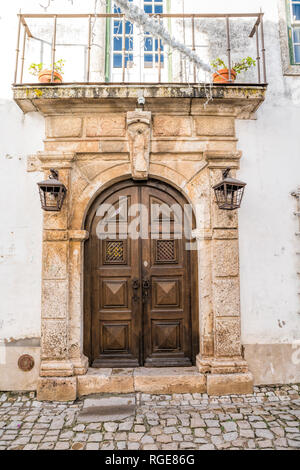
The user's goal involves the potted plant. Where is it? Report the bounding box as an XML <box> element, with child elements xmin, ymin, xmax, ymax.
<box><xmin>28</xmin><ymin>59</ymin><xmax>65</xmax><ymax>83</ymax></box>
<box><xmin>211</xmin><ymin>57</ymin><xmax>256</xmax><ymax>83</ymax></box>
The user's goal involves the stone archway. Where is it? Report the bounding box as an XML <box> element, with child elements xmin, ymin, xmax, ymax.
<box><xmin>31</xmin><ymin>93</ymin><xmax>261</xmax><ymax>400</ymax></box>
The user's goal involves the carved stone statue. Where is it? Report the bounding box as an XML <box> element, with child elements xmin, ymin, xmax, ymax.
<box><xmin>127</xmin><ymin>110</ymin><xmax>151</xmax><ymax>180</ymax></box>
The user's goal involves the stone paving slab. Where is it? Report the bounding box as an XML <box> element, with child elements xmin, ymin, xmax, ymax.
<box><xmin>0</xmin><ymin>384</ymin><xmax>299</xmax><ymax>450</ymax></box>
<box><xmin>78</xmin><ymin>396</ymin><xmax>136</xmax><ymax>423</ymax></box>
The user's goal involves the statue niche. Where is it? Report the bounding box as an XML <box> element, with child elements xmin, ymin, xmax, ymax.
<box><xmin>127</xmin><ymin>110</ymin><xmax>151</xmax><ymax>180</ymax></box>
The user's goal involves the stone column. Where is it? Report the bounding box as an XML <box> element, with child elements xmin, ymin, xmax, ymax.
<box><xmin>189</xmin><ymin>168</ymin><xmax>214</xmax><ymax>363</ymax></box>
<box><xmin>69</xmin><ymin>230</ymin><xmax>89</xmax><ymax>376</ymax></box>
<box><xmin>37</xmin><ymin>152</ymin><xmax>78</xmax><ymax>401</ymax></box>
<box><xmin>196</xmin><ymin>151</ymin><xmax>253</xmax><ymax>395</ymax></box>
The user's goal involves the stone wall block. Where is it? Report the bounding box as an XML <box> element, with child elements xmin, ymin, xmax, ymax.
<box><xmin>213</xmin><ymin>278</ymin><xmax>240</xmax><ymax>317</ymax></box>
<box><xmin>207</xmin><ymin>372</ymin><xmax>253</xmax><ymax>396</ymax></box>
<box><xmin>153</xmin><ymin>116</ymin><xmax>192</xmax><ymax>137</ymax></box>
<box><xmin>212</xmin><ymin>203</ymin><xmax>238</xmax><ymax>229</ymax></box>
<box><xmin>37</xmin><ymin>377</ymin><xmax>77</xmax><ymax>401</ymax></box>
<box><xmin>41</xmin><ymin>319</ymin><xmax>68</xmax><ymax>360</ymax></box>
<box><xmin>43</xmin><ymin>242</ymin><xmax>68</xmax><ymax>279</ymax></box>
<box><xmin>42</xmin><ymin>280</ymin><xmax>68</xmax><ymax>319</ymax></box>
<box><xmin>195</xmin><ymin>116</ymin><xmax>235</xmax><ymax>136</ymax></box>
<box><xmin>151</xmin><ymin>140</ymin><xmax>206</xmax><ymax>153</ymax></box>
<box><xmin>213</xmin><ymin>239</ymin><xmax>239</xmax><ymax>277</ymax></box>
<box><xmin>46</xmin><ymin>116</ymin><xmax>82</xmax><ymax>138</ymax></box>
<box><xmin>215</xmin><ymin>318</ymin><xmax>241</xmax><ymax>357</ymax></box>
<box><xmin>44</xmin><ymin>141</ymin><xmax>100</xmax><ymax>153</ymax></box>
<box><xmin>86</xmin><ymin>114</ymin><xmax>126</xmax><ymax>137</ymax></box>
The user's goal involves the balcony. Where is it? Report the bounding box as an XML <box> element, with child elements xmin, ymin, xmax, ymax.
<box><xmin>13</xmin><ymin>12</ymin><xmax>267</xmax><ymax>85</ymax></box>
<box><xmin>12</xmin><ymin>12</ymin><xmax>267</xmax><ymax>118</ymax></box>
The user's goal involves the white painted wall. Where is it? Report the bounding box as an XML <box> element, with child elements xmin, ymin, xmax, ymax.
<box><xmin>0</xmin><ymin>0</ymin><xmax>299</xmax><ymax>386</ymax></box>
<box><xmin>0</xmin><ymin>0</ymin><xmax>99</xmax><ymax>343</ymax></box>
<box><xmin>236</xmin><ymin>0</ymin><xmax>300</xmax><ymax>347</ymax></box>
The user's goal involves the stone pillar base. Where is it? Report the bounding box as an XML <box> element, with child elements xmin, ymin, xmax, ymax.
<box><xmin>40</xmin><ymin>360</ymin><xmax>74</xmax><ymax>377</ymax></box>
<box><xmin>196</xmin><ymin>355</ymin><xmax>249</xmax><ymax>374</ymax></box>
<box><xmin>71</xmin><ymin>355</ymin><xmax>89</xmax><ymax>376</ymax></box>
<box><xmin>37</xmin><ymin>377</ymin><xmax>77</xmax><ymax>401</ymax></box>
<box><xmin>207</xmin><ymin>372</ymin><xmax>254</xmax><ymax>396</ymax></box>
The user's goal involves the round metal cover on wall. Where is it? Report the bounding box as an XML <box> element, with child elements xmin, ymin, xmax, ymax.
<box><xmin>18</xmin><ymin>354</ymin><xmax>35</xmax><ymax>372</ymax></box>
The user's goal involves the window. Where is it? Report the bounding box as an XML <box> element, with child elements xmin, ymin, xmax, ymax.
<box><xmin>109</xmin><ymin>0</ymin><xmax>166</xmax><ymax>82</ymax></box>
<box><xmin>287</xmin><ymin>0</ymin><xmax>300</xmax><ymax>64</ymax></box>
<box><xmin>144</xmin><ymin>0</ymin><xmax>164</xmax><ymax>68</ymax></box>
<box><xmin>112</xmin><ymin>1</ymin><xmax>134</xmax><ymax>69</ymax></box>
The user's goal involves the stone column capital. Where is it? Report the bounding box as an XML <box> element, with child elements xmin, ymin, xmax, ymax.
<box><xmin>69</xmin><ymin>230</ymin><xmax>89</xmax><ymax>241</ymax></box>
<box><xmin>204</xmin><ymin>150</ymin><xmax>242</xmax><ymax>169</ymax></box>
<box><xmin>37</xmin><ymin>151</ymin><xmax>76</xmax><ymax>170</ymax></box>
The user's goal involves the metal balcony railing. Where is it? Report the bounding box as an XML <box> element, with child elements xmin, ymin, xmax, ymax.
<box><xmin>13</xmin><ymin>12</ymin><xmax>267</xmax><ymax>86</ymax></box>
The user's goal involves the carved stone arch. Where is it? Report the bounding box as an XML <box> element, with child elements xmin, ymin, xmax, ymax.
<box><xmin>70</xmin><ymin>162</ymin><xmax>195</xmax><ymax>231</ymax></box>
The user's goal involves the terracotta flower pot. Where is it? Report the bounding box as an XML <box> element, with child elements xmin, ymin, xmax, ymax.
<box><xmin>212</xmin><ymin>68</ymin><xmax>236</xmax><ymax>83</ymax></box>
<box><xmin>38</xmin><ymin>70</ymin><xmax>63</xmax><ymax>83</ymax></box>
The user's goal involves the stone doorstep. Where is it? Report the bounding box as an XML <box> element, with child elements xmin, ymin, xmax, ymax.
<box><xmin>77</xmin><ymin>367</ymin><xmax>206</xmax><ymax>397</ymax></box>
<box><xmin>37</xmin><ymin>368</ymin><xmax>254</xmax><ymax>401</ymax></box>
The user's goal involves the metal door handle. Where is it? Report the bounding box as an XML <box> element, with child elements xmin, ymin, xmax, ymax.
<box><xmin>132</xmin><ymin>278</ymin><xmax>140</xmax><ymax>302</ymax></box>
<box><xmin>142</xmin><ymin>279</ymin><xmax>150</xmax><ymax>303</ymax></box>
<box><xmin>132</xmin><ymin>278</ymin><xmax>140</xmax><ymax>290</ymax></box>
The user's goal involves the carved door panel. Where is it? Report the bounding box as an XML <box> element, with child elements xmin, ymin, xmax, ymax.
<box><xmin>141</xmin><ymin>184</ymin><xmax>193</xmax><ymax>366</ymax></box>
<box><xmin>85</xmin><ymin>180</ymin><xmax>197</xmax><ymax>367</ymax></box>
<box><xmin>90</xmin><ymin>185</ymin><xmax>141</xmax><ymax>367</ymax></box>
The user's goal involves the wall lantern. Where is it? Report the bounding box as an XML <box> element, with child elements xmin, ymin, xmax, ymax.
<box><xmin>213</xmin><ymin>168</ymin><xmax>246</xmax><ymax>210</ymax></box>
<box><xmin>37</xmin><ymin>169</ymin><xmax>67</xmax><ymax>211</ymax></box>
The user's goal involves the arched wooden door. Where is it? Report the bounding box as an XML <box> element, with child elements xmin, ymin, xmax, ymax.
<box><xmin>84</xmin><ymin>179</ymin><xmax>198</xmax><ymax>367</ymax></box>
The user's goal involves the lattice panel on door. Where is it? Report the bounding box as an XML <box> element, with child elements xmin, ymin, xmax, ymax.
<box><xmin>104</xmin><ymin>240</ymin><xmax>127</xmax><ymax>264</ymax></box>
<box><xmin>155</xmin><ymin>239</ymin><xmax>176</xmax><ymax>263</ymax></box>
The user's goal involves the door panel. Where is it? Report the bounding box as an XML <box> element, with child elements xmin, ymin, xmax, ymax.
<box><xmin>90</xmin><ymin>186</ymin><xmax>141</xmax><ymax>367</ymax></box>
<box><xmin>85</xmin><ymin>180</ymin><xmax>197</xmax><ymax>367</ymax></box>
<box><xmin>141</xmin><ymin>185</ymin><xmax>192</xmax><ymax>366</ymax></box>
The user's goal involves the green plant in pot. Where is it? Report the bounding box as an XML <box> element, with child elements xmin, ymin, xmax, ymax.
<box><xmin>28</xmin><ymin>59</ymin><xmax>65</xmax><ymax>83</ymax></box>
<box><xmin>211</xmin><ymin>56</ymin><xmax>256</xmax><ymax>83</ymax></box>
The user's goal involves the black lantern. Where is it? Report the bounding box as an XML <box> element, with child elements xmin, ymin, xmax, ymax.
<box><xmin>37</xmin><ymin>169</ymin><xmax>67</xmax><ymax>211</ymax></box>
<box><xmin>213</xmin><ymin>168</ymin><xmax>246</xmax><ymax>210</ymax></box>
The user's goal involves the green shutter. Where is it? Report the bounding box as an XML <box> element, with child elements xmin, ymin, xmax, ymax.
<box><xmin>286</xmin><ymin>0</ymin><xmax>295</xmax><ymax>64</ymax></box>
<box><xmin>105</xmin><ymin>0</ymin><xmax>112</xmax><ymax>82</ymax></box>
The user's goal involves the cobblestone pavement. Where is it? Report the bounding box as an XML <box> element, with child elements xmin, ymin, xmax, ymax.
<box><xmin>0</xmin><ymin>385</ymin><xmax>299</xmax><ymax>450</ymax></box>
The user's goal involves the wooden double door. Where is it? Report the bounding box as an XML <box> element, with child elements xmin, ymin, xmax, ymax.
<box><xmin>84</xmin><ymin>179</ymin><xmax>198</xmax><ymax>368</ymax></box>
